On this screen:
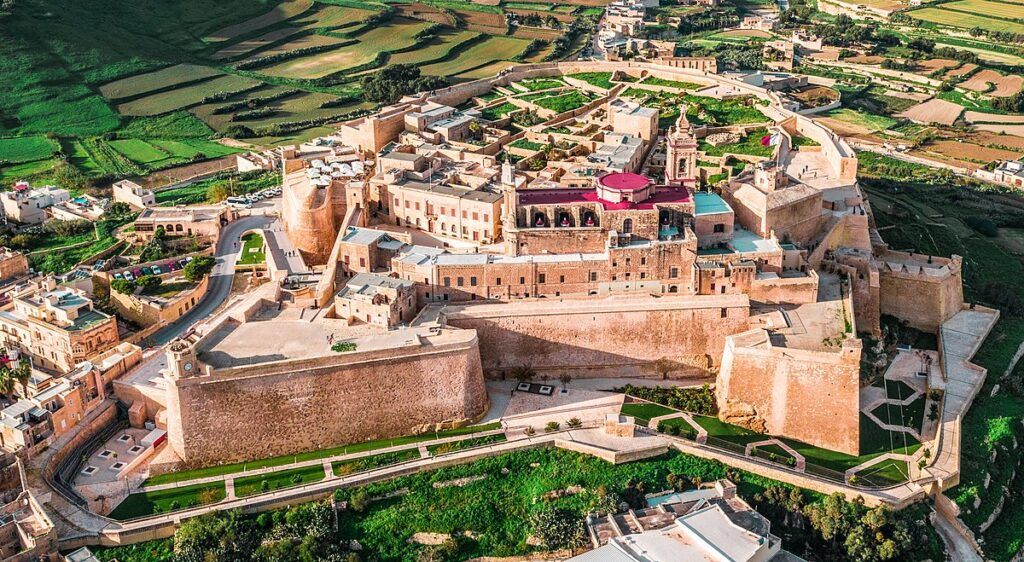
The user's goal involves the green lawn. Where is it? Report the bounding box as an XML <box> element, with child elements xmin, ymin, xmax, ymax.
<box><xmin>517</xmin><ymin>79</ymin><xmax>565</xmax><ymax>92</ymax></box>
<box><xmin>822</xmin><ymin>108</ymin><xmax>899</xmax><ymax>133</ymax></box>
<box><xmin>529</xmin><ymin>91</ymin><xmax>593</xmax><ymax>113</ymax></box>
<box><xmin>333</xmin><ymin>448</ymin><xmax>421</xmax><ymax>476</ymax></box>
<box><xmin>143</xmin><ymin>422</ymin><xmax>502</xmax><ymax>486</ymax></box>
<box><xmin>751</xmin><ymin>443</ymin><xmax>797</xmax><ymax>466</ymax></box>
<box><xmin>427</xmin><ymin>434</ymin><xmax>507</xmax><ymax>455</ymax></box>
<box><xmin>883</xmin><ymin>379</ymin><xmax>916</xmax><ymax>401</ymax></box>
<box><xmin>509</xmin><ymin>138</ymin><xmax>544</xmax><ymax>151</ymax></box>
<box><xmin>621</xmin><ymin>402</ymin><xmax>676</xmax><ymax>425</ymax></box>
<box><xmin>238</xmin><ymin>232</ymin><xmax>266</xmax><ymax>265</ymax></box>
<box><xmin>234</xmin><ymin>464</ymin><xmax>327</xmax><ymax>497</ymax></box>
<box><xmin>871</xmin><ymin>397</ymin><xmax>925</xmax><ymax>432</ymax></box>
<box><xmin>568</xmin><ymin>72</ymin><xmax>614</xmax><ymax>89</ymax></box>
<box><xmin>108</xmin><ymin>482</ymin><xmax>226</xmax><ymax>520</ymax></box>
<box><xmin>642</xmin><ymin>76</ymin><xmax>702</xmax><ymax>90</ymax></box>
<box><xmin>699</xmin><ymin>128</ymin><xmax>774</xmax><ymax>158</ymax></box>
<box><xmin>480</xmin><ymin>102</ymin><xmax>519</xmax><ymax>121</ymax></box>
<box><xmin>854</xmin><ymin>458</ymin><xmax>910</xmax><ymax>485</ymax></box>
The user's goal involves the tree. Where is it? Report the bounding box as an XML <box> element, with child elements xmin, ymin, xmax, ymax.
<box><xmin>545</xmin><ymin>421</ymin><xmax>560</xmax><ymax>432</ymax></box>
<box><xmin>558</xmin><ymin>373</ymin><xmax>571</xmax><ymax>390</ymax></box>
<box><xmin>207</xmin><ymin>181</ymin><xmax>231</xmax><ymax>203</ymax></box>
<box><xmin>360</xmin><ymin>64</ymin><xmax>449</xmax><ymax>105</ymax></box>
<box><xmin>349</xmin><ymin>487</ymin><xmax>370</xmax><ymax>513</ymax></box>
<box><xmin>183</xmin><ymin>256</ymin><xmax>216</xmax><ymax>282</ymax></box>
<box><xmin>532</xmin><ymin>507</ymin><xmax>586</xmax><ymax>551</ymax></box>
<box><xmin>135</xmin><ymin>275</ymin><xmax>162</xmax><ymax>294</ymax></box>
<box><xmin>110</xmin><ymin>279</ymin><xmax>136</xmax><ymax>294</ymax></box>
<box><xmin>511</xmin><ymin>364</ymin><xmax>535</xmax><ymax>384</ymax></box>
<box><xmin>106</xmin><ymin>202</ymin><xmax>133</xmax><ymax>219</ymax></box>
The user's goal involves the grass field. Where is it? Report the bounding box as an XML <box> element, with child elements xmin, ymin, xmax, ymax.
<box><xmin>621</xmin><ymin>402</ymin><xmax>675</xmax><ymax>425</ymax></box>
<box><xmin>143</xmin><ymin>423</ymin><xmax>502</xmax><ymax>486</ymax></box>
<box><xmin>372</xmin><ymin>30</ymin><xmax>481</xmax><ymax>70</ymax></box>
<box><xmin>98</xmin><ymin>65</ymin><xmax>224</xmax><ymax>100</ymax></box>
<box><xmin>908</xmin><ymin>7</ymin><xmax>1024</xmax><ymax>34</ymax></box>
<box><xmin>260</xmin><ymin>18</ymin><xmax>430</xmax><ymax>79</ymax></box>
<box><xmin>569</xmin><ymin>72</ymin><xmax>615</xmax><ymax>89</ymax></box>
<box><xmin>528</xmin><ymin>91</ymin><xmax>594</xmax><ymax>113</ymax></box>
<box><xmin>333</xmin><ymin>448</ymin><xmax>421</xmax><ymax>476</ymax></box>
<box><xmin>0</xmin><ymin>136</ymin><xmax>59</xmax><ymax>164</ymax></box>
<box><xmin>419</xmin><ymin>35</ymin><xmax>531</xmax><ymax>77</ymax></box>
<box><xmin>118</xmin><ymin>75</ymin><xmax>261</xmax><ymax>117</ymax></box>
<box><xmin>238</xmin><ymin>233</ymin><xmax>266</xmax><ymax>265</ymax></box>
<box><xmin>940</xmin><ymin>0</ymin><xmax>1024</xmax><ymax>19</ymax></box>
<box><xmin>213</xmin><ymin>4</ymin><xmax>378</xmax><ymax>59</ymax></box>
<box><xmin>821</xmin><ymin>108</ymin><xmax>899</xmax><ymax>133</ymax></box>
<box><xmin>107</xmin><ymin>482</ymin><xmax>226</xmax><ymax>520</ymax></box>
<box><xmin>234</xmin><ymin>464</ymin><xmax>327</xmax><ymax>497</ymax></box>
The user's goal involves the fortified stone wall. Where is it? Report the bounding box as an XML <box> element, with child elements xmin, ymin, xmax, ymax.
<box><xmin>282</xmin><ymin>169</ymin><xmax>342</xmax><ymax>265</ymax></box>
<box><xmin>442</xmin><ymin>294</ymin><xmax>750</xmax><ymax>379</ymax></box>
<box><xmin>717</xmin><ymin>330</ymin><xmax>862</xmax><ymax>455</ymax></box>
<box><xmin>165</xmin><ymin>337</ymin><xmax>487</xmax><ymax>467</ymax></box>
<box><xmin>877</xmin><ymin>251</ymin><xmax>964</xmax><ymax>333</ymax></box>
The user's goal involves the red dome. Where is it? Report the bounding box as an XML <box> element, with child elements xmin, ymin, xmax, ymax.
<box><xmin>598</xmin><ymin>172</ymin><xmax>650</xmax><ymax>192</ymax></box>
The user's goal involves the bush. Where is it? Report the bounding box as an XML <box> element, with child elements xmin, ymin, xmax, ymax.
<box><xmin>183</xmin><ymin>256</ymin><xmax>215</xmax><ymax>282</ymax></box>
<box><xmin>136</xmin><ymin>275</ymin><xmax>162</xmax><ymax>293</ymax></box>
<box><xmin>545</xmin><ymin>421</ymin><xmax>560</xmax><ymax>432</ymax></box>
<box><xmin>110</xmin><ymin>279</ymin><xmax>136</xmax><ymax>294</ymax></box>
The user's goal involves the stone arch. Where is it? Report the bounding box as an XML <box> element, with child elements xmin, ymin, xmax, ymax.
<box><xmin>668</xmin><ymin>285</ymin><xmax>678</xmax><ymax>293</ymax></box>
<box><xmin>557</xmin><ymin>210</ymin><xmax>573</xmax><ymax>227</ymax></box>
<box><xmin>583</xmin><ymin>210</ymin><xmax>597</xmax><ymax>227</ymax></box>
<box><xmin>533</xmin><ymin>211</ymin><xmax>549</xmax><ymax>228</ymax></box>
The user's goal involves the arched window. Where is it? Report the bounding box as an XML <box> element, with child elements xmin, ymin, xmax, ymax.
<box><xmin>668</xmin><ymin>285</ymin><xmax>678</xmax><ymax>293</ymax></box>
<box><xmin>558</xmin><ymin>212</ymin><xmax>571</xmax><ymax>227</ymax></box>
<box><xmin>583</xmin><ymin>211</ymin><xmax>596</xmax><ymax>227</ymax></box>
<box><xmin>175</xmin><ymin>224</ymin><xmax>183</xmax><ymax>232</ymax></box>
<box><xmin>533</xmin><ymin>212</ymin><xmax>548</xmax><ymax>228</ymax></box>
<box><xmin>622</xmin><ymin>218</ymin><xmax>633</xmax><ymax>234</ymax></box>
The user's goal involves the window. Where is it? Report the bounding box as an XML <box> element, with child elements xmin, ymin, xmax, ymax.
<box><xmin>472</xmin><ymin>212</ymin><xmax>479</xmax><ymax>220</ymax></box>
<box><xmin>359</xmin><ymin>257</ymin><xmax>366</xmax><ymax>267</ymax></box>
<box><xmin>462</xmin><ymin>210</ymin><xmax>468</xmax><ymax>219</ymax></box>
<box><xmin>405</xmin><ymin>200</ymin><xmax>410</xmax><ymax>208</ymax></box>
<box><xmin>483</xmin><ymin>214</ymin><xmax>489</xmax><ymax>222</ymax></box>
<box><xmin>444</xmin><ymin>277</ymin><xmax>451</xmax><ymax>287</ymax></box>
<box><xmin>721</xmin><ymin>309</ymin><xmax>728</xmax><ymax>318</ymax></box>
<box><xmin>539</xmin><ymin>273</ymin><xmax>546</xmax><ymax>283</ymax></box>
<box><xmin>669</xmin><ymin>267</ymin><xmax>679</xmax><ymax>279</ymax></box>
<box><xmin>457</xmin><ymin>277</ymin><xmax>464</xmax><ymax>287</ymax></box>
<box><xmin>714</xmin><ymin>223</ymin><xmax>725</xmax><ymax>233</ymax></box>
<box><xmin>622</xmin><ymin>218</ymin><xmax>633</xmax><ymax>234</ymax></box>
<box><xmin>625</xmin><ymin>258</ymin><xmax>631</xmax><ymax>265</ymax></box>
<box><xmin>415</xmin><ymin>202</ymin><xmax>420</xmax><ymax>211</ymax></box>
<box><xmin>640</xmin><ymin>272</ymin><xmax>646</xmax><ymax>279</ymax></box>
<box><xmin>519</xmin><ymin>276</ymin><xmax>525</xmax><ymax>284</ymax></box>
<box><xmin>641</xmin><ymin>257</ymin><xmax>646</xmax><ymax>265</ymax></box>
<box><xmin>559</xmin><ymin>275</ymin><xmax>565</xmax><ymax>283</ymax></box>
<box><xmin>470</xmin><ymin>277</ymin><xmax>477</xmax><ymax>286</ymax></box>
<box><xmin>496</xmin><ymin>278</ymin><xmax>502</xmax><ymax>286</ymax></box>
<box><xmin>589</xmin><ymin>271</ymin><xmax>597</xmax><ymax>282</ymax></box>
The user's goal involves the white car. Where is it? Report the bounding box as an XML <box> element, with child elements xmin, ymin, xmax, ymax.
<box><xmin>123</xmin><ymin>271</ymin><xmax>135</xmax><ymax>282</ymax></box>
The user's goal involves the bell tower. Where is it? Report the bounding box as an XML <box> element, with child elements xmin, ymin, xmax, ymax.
<box><xmin>665</xmin><ymin>113</ymin><xmax>698</xmax><ymax>185</ymax></box>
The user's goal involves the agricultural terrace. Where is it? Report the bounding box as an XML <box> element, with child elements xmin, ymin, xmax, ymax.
<box><xmin>204</xmin><ymin>0</ymin><xmax>317</xmax><ymax>42</ymax></box>
<box><xmin>908</xmin><ymin>3</ymin><xmax>1024</xmax><ymax>35</ymax></box>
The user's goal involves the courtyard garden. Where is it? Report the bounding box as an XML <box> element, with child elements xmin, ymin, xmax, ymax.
<box><xmin>107</xmin><ymin>482</ymin><xmax>226</xmax><ymax>521</ymax></box>
<box><xmin>238</xmin><ymin>232</ymin><xmax>266</xmax><ymax>265</ymax></box>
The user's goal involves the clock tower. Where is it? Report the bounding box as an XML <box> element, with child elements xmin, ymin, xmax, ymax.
<box><xmin>166</xmin><ymin>338</ymin><xmax>198</xmax><ymax>379</ymax></box>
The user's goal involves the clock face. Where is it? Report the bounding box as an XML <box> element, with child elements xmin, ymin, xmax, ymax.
<box><xmin>183</xmin><ymin>362</ymin><xmax>193</xmax><ymax>372</ymax></box>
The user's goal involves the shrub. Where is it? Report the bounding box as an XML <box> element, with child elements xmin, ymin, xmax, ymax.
<box><xmin>545</xmin><ymin>421</ymin><xmax>560</xmax><ymax>432</ymax></box>
<box><xmin>110</xmin><ymin>278</ymin><xmax>136</xmax><ymax>294</ymax></box>
<box><xmin>566</xmin><ymin>417</ymin><xmax>582</xmax><ymax>429</ymax></box>
<box><xmin>332</xmin><ymin>342</ymin><xmax>357</xmax><ymax>353</ymax></box>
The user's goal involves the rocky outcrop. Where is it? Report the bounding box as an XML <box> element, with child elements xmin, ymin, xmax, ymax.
<box><xmin>719</xmin><ymin>399</ymin><xmax>768</xmax><ymax>434</ymax></box>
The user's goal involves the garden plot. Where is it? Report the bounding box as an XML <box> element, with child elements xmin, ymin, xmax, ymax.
<box><xmin>99</xmin><ymin>64</ymin><xmax>223</xmax><ymax>100</ymax></box>
<box><xmin>117</xmin><ymin>75</ymin><xmax>261</xmax><ymax>116</ymax></box>
<box><xmin>259</xmin><ymin>18</ymin><xmax>431</xmax><ymax>79</ymax></box>
<box><xmin>204</xmin><ymin>0</ymin><xmax>316</xmax><ymax>42</ymax></box>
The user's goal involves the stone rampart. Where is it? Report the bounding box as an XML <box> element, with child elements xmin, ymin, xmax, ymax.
<box><xmin>877</xmin><ymin>251</ymin><xmax>963</xmax><ymax>333</ymax></box>
<box><xmin>441</xmin><ymin>294</ymin><xmax>750</xmax><ymax>379</ymax></box>
<box><xmin>165</xmin><ymin>334</ymin><xmax>488</xmax><ymax>467</ymax></box>
<box><xmin>717</xmin><ymin>329</ymin><xmax>862</xmax><ymax>455</ymax></box>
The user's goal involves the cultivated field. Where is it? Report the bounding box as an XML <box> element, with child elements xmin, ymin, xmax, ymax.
<box><xmin>260</xmin><ymin>18</ymin><xmax>431</xmax><ymax>79</ymax></box>
<box><xmin>99</xmin><ymin>64</ymin><xmax>224</xmax><ymax>100</ymax></box>
<box><xmin>915</xmin><ymin>58</ymin><xmax>957</xmax><ymax>73</ymax></box>
<box><xmin>960</xmin><ymin>70</ymin><xmax>1024</xmax><ymax>98</ymax></box>
<box><xmin>941</xmin><ymin>0</ymin><xmax>1024</xmax><ymax>19</ymax></box>
<box><xmin>204</xmin><ymin>0</ymin><xmax>316</xmax><ymax>42</ymax></box>
<box><xmin>0</xmin><ymin>136</ymin><xmax>59</xmax><ymax>164</ymax></box>
<box><xmin>908</xmin><ymin>7</ymin><xmax>1024</xmax><ymax>34</ymax></box>
<box><xmin>945</xmin><ymin>63</ymin><xmax>978</xmax><ymax>78</ymax></box>
<box><xmin>242</xmin><ymin>33</ymin><xmax>352</xmax><ymax>61</ymax></box>
<box><xmin>373</xmin><ymin>30</ymin><xmax>482</xmax><ymax>70</ymax></box>
<box><xmin>117</xmin><ymin>75</ymin><xmax>261</xmax><ymax>116</ymax></box>
<box><xmin>419</xmin><ymin>35</ymin><xmax>531</xmax><ymax>77</ymax></box>
<box><xmin>896</xmin><ymin>98</ymin><xmax>965</xmax><ymax>127</ymax></box>
<box><xmin>918</xmin><ymin>140</ymin><xmax>1021</xmax><ymax>166</ymax></box>
<box><xmin>966</xmin><ymin>111</ymin><xmax>1024</xmax><ymax>124</ymax></box>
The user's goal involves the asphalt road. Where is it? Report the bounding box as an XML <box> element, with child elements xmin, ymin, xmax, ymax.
<box><xmin>148</xmin><ymin>212</ymin><xmax>274</xmax><ymax>346</ymax></box>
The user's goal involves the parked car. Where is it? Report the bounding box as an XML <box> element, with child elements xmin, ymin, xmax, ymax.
<box><xmin>132</xmin><ymin>268</ymin><xmax>143</xmax><ymax>278</ymax></box>
<box><xmin>123</xmin><ymin>271</ymin><xmax>134</xmax><ymax>282</ymax></box>
<box><xmin>150</xmin><ymin>265</ymin><xmax>162</xmax><ymax>275</ymax></box>
<box><xmin>141</xmin><ymin>266</ymin><xmax>153</xmax><ymax>276</ymax></box>
<box><xmin>113</xmin><ymin>273</ymin><xmax>124</xmax><ymax>281</ymax></box>
<box><xmin>167</xmin><ymin>261</ymin><xmax>180</xmax><ymax>271</ymax></box>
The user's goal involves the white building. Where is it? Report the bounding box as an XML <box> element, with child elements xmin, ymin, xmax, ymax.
<box><xmin>0</xmin><ymin>182</ymin><xmax>71</xmax><ymax>225</ymax></box>
<box><xmin>994</xmin><ymin>159</ymin><xmax>1024</xmax><ymax>188</ymax></box>
<box><xmin>112</xmin><ymin>180</ymin><xmax>155</xmax><ymax>209</ymax></box>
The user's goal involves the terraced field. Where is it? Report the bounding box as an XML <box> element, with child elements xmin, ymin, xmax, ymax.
<box><xmin>204</xmin><ymin>0</ymin><xmax>316</xmax><ymax>42</ymax></box>
<box><xmin>370</xmin><ymin>30</ymin><xmax>482</xmax><ymax>70</ymax></box>
<box><xmin>117</xmin><ymin>75</ymin><xmax>262</xmax><ymax>116</ymax></box>
<box><xmin>99</xmin><ymin>65</ymin><xmax>224</xmax><ymax>100</ymax></box>
<box><xmin>419</xmin><ymin>35</ymin><xmax>531</xmax><ymax>77</ymax></box>
<box><xmin>0</xmin><ymin>136</ymin><xmax>60</xmax><ymax>164</ymax></box>
<box><xmin>908</xmin><ymin>7</ymin><xmax>1024</xmax><ymax>34</ymax></box>
<box><xmin>212</xmin><ymin>5</ymin><xmax>376</xmax><ymax>60</ymax></box>
<box><xmin>259</xmin><ymin>18</ymin><xmax>431</xmax><ymax>79</ymax></box>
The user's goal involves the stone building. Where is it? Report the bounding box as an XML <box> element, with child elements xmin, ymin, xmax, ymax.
<box><xmin>0</xmin><ymin>277</ymin><xmax>119</xmax><ymax>374</ymax></box>
<box><xmin>0</xmin><ymin>183</ymin><xmax>70</xmax><ymax>225</ymax></box>
<box><xmin>112</xmin><ymin>180</ymin><xmax>155</xmax><ymax>210</ymax></box>
<box><xmin>334</xmin><ymin>272</ymin><xmax>417</xmax><ymax>327</ymax></box>
<box><xmin>0</xmin><ymin>250</ymin><xmax>28</xmax><ymax>285</ymax></box>
<box><xmin>133</xmin><ymin>205</ymin><xmax>234</xmax><ymax>243</ymax></box>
